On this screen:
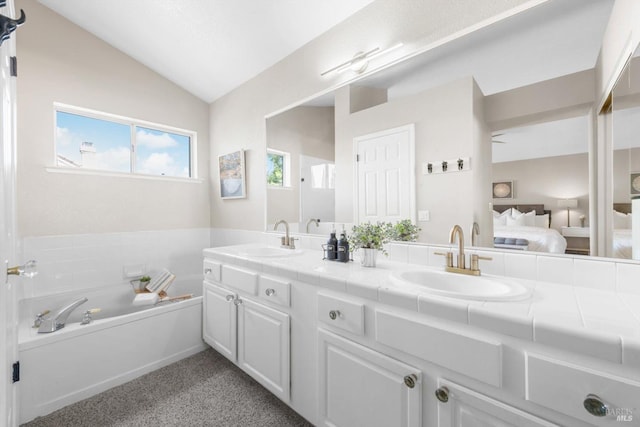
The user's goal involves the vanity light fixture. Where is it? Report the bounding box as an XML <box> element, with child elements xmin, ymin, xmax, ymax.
<box><xmin>320</xmin><ymin>43</ymin><xmax>404</xmax><ymax>77</ymax></box>
<box><xmin>557</xmin><ymin>198</ymin><xmax>578</xmax><ymax>226</ymax></box>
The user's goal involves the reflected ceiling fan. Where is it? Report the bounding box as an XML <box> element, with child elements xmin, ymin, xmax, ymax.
<box><xmin>491</xmin><ymin>133</ymin><xmax>508</xmax><ymax>144</ymax></box>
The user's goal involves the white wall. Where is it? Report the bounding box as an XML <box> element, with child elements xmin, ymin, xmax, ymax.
<box><xmin>16</xmin><ymin>0</ymin><xmax>210</xmax><ymax>237</ymax></box>
<box><xmin>209</xmin><ymin>0</ymin><xmax>535</xmax><ymax>232</ymax></box>
<box><xmin>334</xmin><ymin>77</ymin><xmax>491</xmax><ymax>245</ymax></box>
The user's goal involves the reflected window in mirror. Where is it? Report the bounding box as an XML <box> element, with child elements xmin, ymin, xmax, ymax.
<box><xmin>267</xmin><ymin>149</ymin><xmax>291</xmax><ymax>187</ymax></box>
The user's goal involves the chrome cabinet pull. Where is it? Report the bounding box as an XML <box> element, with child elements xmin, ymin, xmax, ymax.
<box><xmin>233</xmin><ymin>298</ymin><xmax>243</xmax><ymax>306</ymax></box>
<box><xmin>204</xmin><ymin>268</ymin><xmax>212</xmax><ymax>274</ymax></box>
<box><xmin>265</xmin><ymin>288</ymin><xmax>276</xmax><ymax>297</ymax></box>
<box><xmin>403</xmin><ymin>374</ymin><xmax>418</xmax><ymax>389</ymax></box>
<box><xmin>329</xmin><ymin>310</ymin><xmax>341</xmax><ymax>320</ymax></box>
<box><xmin>583</xmin><ymin>394</ymin><xmax>608</xmax><ymax>417</ymax></box>
<box><xmin>225</xmin><ymin>295</ymin><xmax>235</xmax><ymax>302</ymax></box>
<box><xmin>435</xmin><ymin>386</ymin><xmax>449</xmax><ymax>403</ymax></box>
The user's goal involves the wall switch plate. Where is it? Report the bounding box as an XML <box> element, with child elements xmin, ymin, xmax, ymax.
<box><xmin>418</xmin><ymin>210</ymin><xmax>430</xmax><ymax>221</ymax></box>
<box><xmin>123</xmin><ymin>264</ymin><xmax>146</xmax><ymax>278</ymax></box>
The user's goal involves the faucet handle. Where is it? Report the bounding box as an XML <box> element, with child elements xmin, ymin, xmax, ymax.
<box><xmin>470</xmin><ymin>254</ymin><xmax>492</xmax><ymax>272</ymax></box>
<box><xmin>434</xmin><ymin>251</ymin><xmax>454</xmax><ymax>268</ymax></box>
<box><xmin>289</xmin><ymin>237</ymin><xmax>298</xmax><ymax>249</ymax></box>
<box><xmin>32</xmin><ymin>310</ymin><xmax>50</xmax><ymax>328</ymax></box>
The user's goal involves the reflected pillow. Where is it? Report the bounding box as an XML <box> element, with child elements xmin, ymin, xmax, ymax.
<box><xmin>534</xmin><ymin>214</ymin><xmax>550</xmax><ymax>228</ymax></box>
<box><xmin>493</xmin><ymin>209</ymin><xmax>511</xmax><ymax>226</ymax></box>
<box><xmin>506</xmin><ymin>213</ymin><xmax>525</xmax><ymax>226</ymax></box>
<box><xmin>613</xmin><ymin>210</ymin><xmax>631</xmax><ymax>229</ymax></box>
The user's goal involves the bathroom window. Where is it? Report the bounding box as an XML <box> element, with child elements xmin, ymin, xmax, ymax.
<box><xmin>266</xmin><ymin>149</ymin><xmax>291</xmax><ymax>187</ymax></box>
<box><xmin>54</xmin><ymin>104</ymin><xmax>195</xmax><ymax>178</ymax></box>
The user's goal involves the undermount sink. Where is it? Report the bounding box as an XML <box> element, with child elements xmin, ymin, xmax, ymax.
<box><xmin>238</xmin><ymin>246</ymin><xmax>303</xmax><ymax>258</ymax></box>
<box><xmin>390</xmin><ymin>269</ymin><xmax>531</xmax><ymax>301</ymax></box>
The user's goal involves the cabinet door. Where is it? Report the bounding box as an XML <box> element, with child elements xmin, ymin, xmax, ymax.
<box><xmin>436</xmin><ymin>380</ymin><xmax>559</xmax><ymax>427</ymax></box>
<box><xmin>203</xmin><ymin>281</ymin><xmax>237</xmax><ymax>361</ymax></box>
<box><xmin>238</xmin><ymin>297</ymin><xmax>290</xmax><ymax>402</ymax></box>
<box><xmin>318</xmin><ymin>329</ymin><xmax>422</xmax><ymax>427</ymax></box>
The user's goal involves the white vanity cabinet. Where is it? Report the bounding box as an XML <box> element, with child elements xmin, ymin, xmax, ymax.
<box><xmin>202</xmin><ymin>265</ymin><xmax>291</xmax><ymax>402</ymax></box>
<box><xmin>318</xmin><ymin>329</ymin><xmax>422</xmax><ymax>427</ymax></box>
<box><xmin>316</xmin><ymin>292</ymin><xmax>422</xmax><ymax>427</ymax></box>
<box><xmin>435</xmin><ymin>380</ymin><xmax>559</xmax><ymax>427</ymax></box>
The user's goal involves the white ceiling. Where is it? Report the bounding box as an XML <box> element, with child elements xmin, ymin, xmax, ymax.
<box><xmin>39</xmin><ymin>0</ymin><xmax>375</xmax><ymax>103</ymax></box>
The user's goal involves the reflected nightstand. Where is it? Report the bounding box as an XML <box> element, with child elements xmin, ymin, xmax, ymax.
<box><xmin>561</xmin><ymin>226</ymin><xmax>590</xmax><ymax>255</ymax></box>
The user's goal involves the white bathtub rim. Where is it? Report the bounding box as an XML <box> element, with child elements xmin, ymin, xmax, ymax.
<box><xmin>19</xmin><ymin>295</ymin><xmax>203</xmax><ymax>351</ymax></box>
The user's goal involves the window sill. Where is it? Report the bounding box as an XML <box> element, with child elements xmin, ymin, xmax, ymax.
<box><xmin>46</xmin><ymin>167</ymin><xmax>204</xmax><ymax>184</ymax></box>
<box><xmin>267</xmin><ymin>185</ymin><xmax>294</xmax><ymax>191</ymax></box>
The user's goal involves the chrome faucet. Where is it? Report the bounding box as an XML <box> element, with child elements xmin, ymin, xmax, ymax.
<box><xmin>470</xmin><ymin>222</ymin><xmax>480</xmax><ymax>247</ymax></box>
<box><xmin>434</xmin><ymin>224</ymin><xmax>491</xmax><ymax>276</ymax></box>
<box><xmin>306</xmin><ymin>218</ymin><xmax>320</xmax><ymax>233</ymax></box>
<box><xmin>274</xmin><ymin>219</ymin><xmax>297</xmax><ymax>249</ymax></box>
<box><xmin>38</xmin><ymin>297</ymin><xmax>88</xmax><ymax>333</ymax></box>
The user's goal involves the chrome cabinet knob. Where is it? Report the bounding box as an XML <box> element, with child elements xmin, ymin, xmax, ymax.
<box><xmin>583</xmin><ymin>394</ymin><xmax>608</xmax><ymax>417</ymax></box>
<box><xmin>403</xmin><ymin>374</ymin><xmax>418</xmax><ymax>389</ymax></box>
<box><xmin>435</xmin><ymin>386</ymin><xmax>449</xmax><ymax>403</ymax></box>
<box><xmin>265</xmin><ymin>288</ymin><xmax>276</xmax><ymax>297</ymax></box>
<box><xmin>233</xmin><ymin>298</ymin><xmax>243</xmax><ymax>306</ymax></box>
<box><xmin>329</xmin><ymin>310</ymin><xmax>341</xmax><ymax>320</ymax></box>
<box><xmin>225</xmin><ymin>295</ymin><xmax>235</xmax><ymax>302</ymax></box>
<box><xmin>204</xmin><ymin>268</ymin><xmax>212</xmax><ymax>274</ymax></box>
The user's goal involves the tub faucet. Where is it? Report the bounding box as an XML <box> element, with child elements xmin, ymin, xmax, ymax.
<box><xmin>38</xmin><ymin>297</ymin><xmax>88</xmax><ymax>333</ymax></box>
<box><xmin>274</xmin><ymin>219</ymin><xmax>297</xmax><ymax>249</ymax></box>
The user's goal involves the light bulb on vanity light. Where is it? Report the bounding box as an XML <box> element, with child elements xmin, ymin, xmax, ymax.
<box><xmin>320</xmin><ymin>43</ymin><xmax>404</xmax><ymax>77</ymax></box>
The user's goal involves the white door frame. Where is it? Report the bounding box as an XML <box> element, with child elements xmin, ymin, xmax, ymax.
<box><xmin>1</xmin><ymin>1</ymin><xmax>20</xmax><ymax>425</ymax></box>
<box><xmin>353</xmin><ymin>124</ymin><xmax>416</xmax><ymax>225</ymax></box>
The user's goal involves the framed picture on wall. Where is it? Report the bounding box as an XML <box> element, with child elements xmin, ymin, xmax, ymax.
<box><xmin>492</xmin><ymin>181</ymin><xmax>513</xmax><ymax>199</ymax></box>
<box><xmin>631</xmin><ymin>173</ymin><xmax>640</xmax><ymax>195</ymax></box>
<box><xmin>219</xmin><ymin>150</ymin><xmax>246</xmax><ymax>199</ymax></box>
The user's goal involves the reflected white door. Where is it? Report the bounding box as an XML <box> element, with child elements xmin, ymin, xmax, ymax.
<box><xmin>355</xmin><ymin>124</ymin><xmax>415</xmax><ymax>224</ymax></box>
<box><xmin>1</xmin><ymin>1</ymin><xmax>19</xmax><ymax>425</ymax></box>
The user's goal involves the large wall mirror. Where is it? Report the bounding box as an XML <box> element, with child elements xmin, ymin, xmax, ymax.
<box><xmin>266</xmin><ymin>0</ymin><xmax>615</xmax><ymax>255</ymax></box>
<box><xmin>611</xmin><ymin>45</ymin><xmax>640</xmax><ymax>259</ymax></box>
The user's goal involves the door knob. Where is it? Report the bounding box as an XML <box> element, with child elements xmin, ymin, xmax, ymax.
<box><xmin>6</xmin><ymin>260</ymin><xmax>37</xmax><ymax>278</ymax></box>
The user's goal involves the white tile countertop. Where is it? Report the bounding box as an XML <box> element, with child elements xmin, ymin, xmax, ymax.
<box><xmin>203</xmin><ymin>243</ymin><xmax>640</xmax><ymax>370</ymax></box>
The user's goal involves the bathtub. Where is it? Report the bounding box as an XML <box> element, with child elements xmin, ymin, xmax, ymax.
<box><xmin>18</xmin><ymin>278</ymin><xmax>206</xmax><ymax>424</ymax></box>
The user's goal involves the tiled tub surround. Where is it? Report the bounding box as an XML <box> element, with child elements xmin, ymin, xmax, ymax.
<box><xmin>204</xmin><ymin>242</ymin><xmax>640</xmax><ymax>426</ymax></box>
<box><xmin>21</xmin><ymin>228</ymin><xmax>211</xmax><ymax>299</ymax></box>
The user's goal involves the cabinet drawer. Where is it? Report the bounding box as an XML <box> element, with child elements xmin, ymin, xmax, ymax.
<box><xmin>375</xmin><ymin>309</ymin><xmax>502</xmax><ymax>387</ymax></box>
<box><xmin>526</xmin><ymin>353</ymin><xmax>640</xmax><ymax>424</ymax></box>
<box><xmin>258</xmin><ymin>275</ymin><xmax>290</xmax><ymax>307</ymax></box>
<box><xmin>203</xmin><ymin>259</ymin><xmax>221</xmax><ymax>282</ymax></box>
<box><xmin>221</xmin><ymin>265</ymin><xmax>258</xmax><ymax>295</ymax></box>
<box><xmin>318</xmin><ymin>292</ymin><xmax>364</xmax><ymax>336</ymax></box>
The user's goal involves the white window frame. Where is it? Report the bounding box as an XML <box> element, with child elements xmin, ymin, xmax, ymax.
<box><xmin>266</xmin><ymin>148</ymin><xmax>291</xmax><ymax>188</ymax></box>
<box><xmin>52</xmin><ymin>102</ymin><xmax>198</xmax><ymax>180</ymax></box>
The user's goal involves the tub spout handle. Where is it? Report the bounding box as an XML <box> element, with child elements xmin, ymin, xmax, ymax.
<box><xmin>32</xmin><ymin>309</ymin><xmax>50</xmax><ymax>328</ymax></box>
<box><xmin>81</xmin><ymin>308</ymin><xmax>101</xmax><ymax>325</ymax></box>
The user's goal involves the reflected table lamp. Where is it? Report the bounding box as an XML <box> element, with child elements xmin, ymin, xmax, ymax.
<box><xmin>558</xmin><ymin>199</ymin><xmax>578</xmax><ymax>227</ymax></box>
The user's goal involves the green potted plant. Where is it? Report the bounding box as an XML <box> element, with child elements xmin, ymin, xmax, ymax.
<box><xmin>348</xmin><ymin>222</ymin><xmax>394</xmax><ymax>267</ymax></box>
<box><xmin>392</xmin><ymin>219</ymin><xmax>421</xmax><ymax>242</ymax></box>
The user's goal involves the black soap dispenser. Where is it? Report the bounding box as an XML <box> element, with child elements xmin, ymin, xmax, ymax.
<box><xmin>327</xmin><ymin>229</ymin><xmax>338</xmax><ymax>260</ymax></box>
<box><xmin>337</xmin><ymin>226</ymin><xmax>349</xmax><ymax>262</ymax></box>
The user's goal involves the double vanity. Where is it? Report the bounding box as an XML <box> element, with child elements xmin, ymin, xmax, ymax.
<box><xmin>202</xmin><ymin>242</ymin><xmax>640</xmax><ymax>427</ymax></box>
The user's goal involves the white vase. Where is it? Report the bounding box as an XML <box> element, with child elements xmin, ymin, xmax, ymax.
<box><xmin>360</xmin><ymin>248</ymin><xmax>378</xmax><ymax>267</ymax></box>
